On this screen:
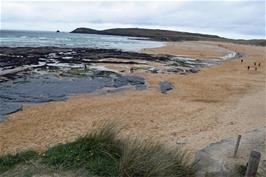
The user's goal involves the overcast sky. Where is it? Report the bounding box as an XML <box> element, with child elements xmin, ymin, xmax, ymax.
<box><xmin>1</xmin><ymin>0</ymin><xmax>265</xmax><ymax>39</ymax></box>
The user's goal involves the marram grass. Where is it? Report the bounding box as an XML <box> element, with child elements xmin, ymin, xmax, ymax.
<box><xmin>0</xmin><ymin>121</ymin><xmax>197</xmax><ymax>177</ymax></box>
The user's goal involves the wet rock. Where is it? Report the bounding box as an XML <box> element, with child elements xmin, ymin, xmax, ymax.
<box><xmin>48</xmin><ymin>53</ymin><xmax>57</xmax><ymax>58</ymax></box>
<box><xmin>166</xmin><ymin>67</ymin><xmax>184</xmax><ymax>73</ymax></box>
<box><xmin>148</xmin><ymin>67</ymin><xmax>159</xmax><ymax>73</ymax></box>
<box><xmin>0</xmin><ymin>46</ymin><xmax>217</xmax><ymax>120</ymax></box>
<box><xmin>159</xmin><ymin>81</ymin><xmax>174</xmax><ymax>93</ymax></box>
<box><xmin>235</xmin><ymin>52</ymin><xmax>244</xmax><ymax>59</ymax></box>
<box><xmin>62</xmin><ymin>56</ymin><xmax>73</xmax><ymax>60</ymax></box>
<box><xmin>0</xmin><ymin>47</ymin><xmax>213</xmax><ymax>78</ymax></box>
<box><xmin>0</xmin><ymin>102</ymin><xmax>22</xmax><ymax>121</ymax></box>
<box><xmin>126</xmin><ymin>76</ymin><xmax>145</xmax><ymax>84</ymax></box>
<box><xmin>94</xmin><ymin>70</ymin><xmax>120</xmax><ymax>78</ymax></box>
<box><xmin>114</xmin><ymin>76</ymin><xmax>145</xmax><ymax>90</ymax></box>
<box><xmin>188</xmin><ymin>68</ymin><xmax>200</xmax><ymax>73</ymax></box>
<box><xmin>0</xmin><ymin>73</ymin><xmax>146</xmax><ymax>119</ymax></box>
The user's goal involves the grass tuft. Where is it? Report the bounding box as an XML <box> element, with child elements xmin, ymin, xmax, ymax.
<box><xmin>0</xmin><ymin>150</ymin><xmax>38</xmax><ymax>173</ymax></box>
<box><xmin>170</xmin><ymin>148</ymin><xmax>198</xmax><ymax>177</ymax></box>
<box><xmin>41</xmin><ymin>121</ymin><xmax>122</xmax><ymax>176</ymax></box>
<box><xmin>120</xmin><ymin>139</ymin><xmax>197</xmax><ymax>177</ymax></box>
<box><xmin>0</xmin><ymin>121</ymin><xmax>197</xmax><ymax>177</ymax></box>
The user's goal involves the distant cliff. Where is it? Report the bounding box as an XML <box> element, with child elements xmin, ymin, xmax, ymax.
<box><xmin>71</xmin><ymin>28</ymin><xmax>103</xmax><ymax>35</ymax></box>
<box><xmin>71</xmin><ymin>27</ymin><xmax>223</xmax><ymax>41</ymax></box>
<box><xmin>71</xmin><ymin>27</ymin><xmax>266</xmax><ymax>46</ymax></box>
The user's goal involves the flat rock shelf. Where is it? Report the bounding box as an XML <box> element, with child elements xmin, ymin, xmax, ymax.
<box><xmin>0</xmin><ymin>47</ymin><xmax>227</xmax><ymax>120</ymax></box>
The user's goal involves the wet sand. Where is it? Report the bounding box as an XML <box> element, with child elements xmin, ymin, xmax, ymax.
<box><xmin>0</xmin><ymin>41</ymin><xmax>265</xmax><ymax>155</ymax></box>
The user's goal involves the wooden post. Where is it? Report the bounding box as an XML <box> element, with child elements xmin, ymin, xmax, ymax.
<box><xmin>245</xmin><ymin>151</ymin><xmax>261</xmax><ymax>177</ymax></box>
<box><xmin>233</xmin><ymin>135</ymin><xmax>242</xmax><ymax>157</ymax></box>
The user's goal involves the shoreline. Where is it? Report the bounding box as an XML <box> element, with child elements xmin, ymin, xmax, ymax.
<box><xmin>0</xmin><ymin>43</ymin><xmax>231</xmax><ymax>119</ymax></box>
<box><xmin>0</xmin><ymin>41</ymin><xmax>265</xmax><ymax>155</ymax></box>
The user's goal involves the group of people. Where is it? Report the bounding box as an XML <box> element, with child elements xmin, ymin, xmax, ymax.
<box><xmin>241</xmin><ymin>59</ymin><xmax>261</xmax><ymax>71</ymax></box>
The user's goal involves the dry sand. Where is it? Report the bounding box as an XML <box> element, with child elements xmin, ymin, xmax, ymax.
<box><xmin>0</xmin><ymin>41</ymin><xmax>265</xmax><ymax>155</ymax></box>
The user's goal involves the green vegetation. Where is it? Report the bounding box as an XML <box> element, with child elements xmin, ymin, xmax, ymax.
<box><xmin>120</xmin><ymin>140</ymin><xmax>197</xmax><ymax>177</ymax></box>
<box><xmin>235</xmin><ymin>164</ymin><xmax>247</xmax><ymax>177</ymax></box>
<box><xmin>233</xmin><ymin>162</ymin><xmax>266</xmax><ymax>177</ymax></box>
<box><xmin>0</xmin><ymin>150</ymin><xmax>38</xmax><ymax>173</ymax></box>
<box><xmin>71</xmin><ymin>27</ymin><xmax>266</xmax><ymax>46</ymax></box>
<box><xmin>65</xmin><ymin>67</ymin><xmax>92</xmax><ymax>77</ymax></box>
<box><xmin>0</xmin><ymin>122</ymin><xmax>197</xmax><ymax>177</ymax></box>
<box><xmin>42</xmin><ymin>122</ymin><xmax>121</xmax><ymax>176</ymax></box>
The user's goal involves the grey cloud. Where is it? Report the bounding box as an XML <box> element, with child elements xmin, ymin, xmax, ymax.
<box><xmin>1</xmin><ymin>1</ymin><xmax>265</xmax><ymax>39</ymax></box>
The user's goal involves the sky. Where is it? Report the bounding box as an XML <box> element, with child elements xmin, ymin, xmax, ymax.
<box><xmin>1</xmin><ymin>0</ymin><xmax>265</xmax><ymax>39</ymax></box>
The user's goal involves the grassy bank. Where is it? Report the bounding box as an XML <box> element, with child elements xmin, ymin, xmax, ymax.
<box><xmin>0</xmin><ymin>122</ymin><xmax>197</xmax><ymax>177</ymax></box>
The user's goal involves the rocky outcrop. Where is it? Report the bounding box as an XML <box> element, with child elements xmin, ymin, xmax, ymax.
<box><xmin>71</xmin><ymin>27</ymin><xmax>103</xmax><ymax>34</ymax></box>
<box><xmin>159</xmin><ymin>81</ymin><xmax>174</xmax><ymax>93</ymax></box>
<box><xmin>71</xmin><ymin>27</ymin><xmax>266</xmax><ymax>46</ymax></box>
<box><xmin>0</xmin><ymin>47</ymin><xmax>215</xmax><ymax>78</ymax></box>
<box><xmin>71</xmin><ymin>27</ymin><xmax>222</xmax><ymax>42</ymax></box>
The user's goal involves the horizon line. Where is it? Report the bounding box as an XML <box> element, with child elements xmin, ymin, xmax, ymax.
<box><xmin>1</xmin><ymin>28</ymin><xmax>265</xmax><ymax>41</ymax></box>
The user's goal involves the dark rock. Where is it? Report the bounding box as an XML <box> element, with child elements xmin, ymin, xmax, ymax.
<box><xmin>188</xmin><ymin>68</ymin><xmax>200</xmax><ymax>73</ymax></box>
<box><xmin>93</xmin><ymin>70</ymin><xmax>120</xmax><ymax>78</ymax></box>
<box><xmin>0</xmin><ymin>102</ymin><xmax>22</xmax><ymax>121</ymax></box>
<box><xmin>166</xmin><ymin>67</ymin><xmax>184</xmax><ymax>73</ymax></box>
<box><xmin>114</xmin><ymin>76</ymin><xmax>145</xmax><ymax>90</ymax></box>
<box><xmin>159</xmin><ymin>81</ymin><xmax>174</xmax><ymax>93</ymax></box>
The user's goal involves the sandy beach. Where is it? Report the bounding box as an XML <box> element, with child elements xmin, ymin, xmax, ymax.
<box><xmin>0</xmin><ymin>41</ymin><xmax>265</xmax><ymax>155</ymax></box>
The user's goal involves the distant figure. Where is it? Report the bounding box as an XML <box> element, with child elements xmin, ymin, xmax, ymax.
<box><xmin>84</xmin><ymin>64</ymin><xmax>87</xmax><ymax>69</ymax></box>
<box><xmin>254</xmin><ymin>62</ymin><xmax>256</xmax><ymax>66</ymax></box>
<box><xmin>129</xmin><ymin>67</ymin><xmax>134</xmax><ymax>73</ymax></box>
<box><xmin>255</xmin><ymin>67</ymin><xmax>257</xmax><ymax>71</ymax></box>
<box><xmin>241</xmin><ymin>59</ymin><xmax>243</xmax><ymax>63</ymax></box>
<box><xmin>258</xmin><ymin>63</ymin><xmax>261</xmax><ymax>67</ymax></box>
<box><xmin>247</xmin><ymin>66</ymin><xmax>250</xmax><ymax>70</ymax></box>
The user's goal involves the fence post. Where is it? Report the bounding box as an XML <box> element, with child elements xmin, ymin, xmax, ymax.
<box><xmin>245</xmin><ymin>150</ymin><xmax>261</xmax><ymax>177</ymax></box>
<box><xmin>233</xmin><ymin>135</ymin><xmax>242</xmax><ymax>157</ymax></box>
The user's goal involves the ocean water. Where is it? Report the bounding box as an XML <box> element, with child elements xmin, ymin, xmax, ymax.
<box><xmin>0</xmin><ymin>30</ymin><xmax>164</xmax><ymax>51</ymax></box>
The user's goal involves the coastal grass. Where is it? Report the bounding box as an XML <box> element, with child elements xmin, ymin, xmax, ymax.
<box><xmin>120</xmin><ymin>139</ymin><xmax>197</xmax><ymax>177</ymax></box>
<box><xmin>42</xmin><ymin>122</ymin><xmax>122</xmax><ymax>176</ymax></box>
<box><xmin>233</xmin><ymin>162</ymin><xmax>266</xmax><ymax>177</ymax></box>
<box><xmin>0</xmin><ymin>122</ymin><xmax>197</xmax><ymax>177</ymax></box>
<box><xmin>0</xmin><ymin>150</ymin><xmax>38</xmax><ymax>173</ymax></box>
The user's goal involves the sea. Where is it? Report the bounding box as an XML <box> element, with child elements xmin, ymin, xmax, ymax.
<box><xmin>0</xmin><ymin>30</ymin><xmax>164</xmax><ymax>51</ymax></box>
<box><xmin>0</xmin><ymin>30</ymin><xmax>165</xmax><ymax>120</ymax></box>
